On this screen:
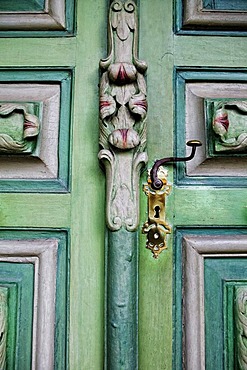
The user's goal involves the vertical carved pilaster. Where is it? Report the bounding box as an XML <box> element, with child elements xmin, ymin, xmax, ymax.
<box><xmin>235</xmin><ymin>286</ymin><xmax>247</xmax><ymax>370</ymax></box>
<box><xmin>99</xmin><ymin>0</ymin><xmax>148</xmax><ymax>231</ymax></box>
<box><xmin>99</xmin><ymin>1</ymin><xmax>147</xmax><ymax>368</ymax></box>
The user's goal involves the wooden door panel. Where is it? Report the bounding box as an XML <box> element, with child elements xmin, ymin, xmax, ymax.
<box><xmin>176</xmin><ymin>68</ymin><xmax>247</xmax><ymax>185</ymax></box>
<box><xmin>0</xmin><ymin>69</ymin><xmax>72</xmax><ymax>192</ymax></box>
<box><xmin>0</xmin><ymin>230</ymin><xmax>68</xmax><ymax>369</ymax></box>
<box><xmin>175</xmin><ymin>231</ymin><xmax>247</xmax><ymax>369</ymax></box>
<box><xmin>0</xmin><ymin>1</ymin><xmax>105</xmax><ymax>369</ymax></box>
<box><xmin>139</xmin><ymin>1</ymin><xmax>247</xmax><ymax>369</ymax></box>
<box><xmin>0</xmin><ymin>0</ymin><xmax>74</xmax><ymax>35</ymax></box>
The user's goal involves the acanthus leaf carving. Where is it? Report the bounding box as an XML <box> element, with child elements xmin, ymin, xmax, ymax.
<box><xmin>211</xmin><ymin>100</ymin><xmax>247</xmax><ymax>152</ymax></box>
<box><xmin>0</xmin><ymin>103</ymin><xmax>40</xmax><ymax>154</ymax></box>
<box><xmin>99</xmin><ymin>0</ymin><xmax>147</xmax><ymax>231</ymax></box>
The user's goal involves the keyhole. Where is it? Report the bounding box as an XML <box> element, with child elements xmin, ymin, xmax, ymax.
<box><xmin>154</xmin><ymin>206</ymin><xmax>160</xmax><ymax>218</ymax></box>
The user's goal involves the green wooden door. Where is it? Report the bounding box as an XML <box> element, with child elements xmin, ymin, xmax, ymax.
<box><xmin>0</xmin><ymin>0</ymin><xmax>246</xmax><ymax>369</ymax></box>
<box><xmin>0</xmin><ymin>1</ymin><xmax>106</xmax><ymax>369</ymax></box>
<box><xmin>138</xmin><ymin>1</ymin><xmax>247</xmax><ymax>369</ymax></box>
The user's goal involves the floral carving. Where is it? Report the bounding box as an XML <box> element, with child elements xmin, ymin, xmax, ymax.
<box><xmin>211</xmin><ymin>100</ymin><xmax>247</xmax><ymax>152</ymax></box>
<box><xmin>108</xmin><ymin>62</ymin><xmax>137</xmax><ymax>84</ymax></box>
<box><xmin>98</xmin><ymin>0</ymin><xmax>148</xmax><ymax>231</ymax></box>
<box><xmin>0</xmin><ymin>103</ymin><xmax>40</xmax><ymax>153</ymax></box>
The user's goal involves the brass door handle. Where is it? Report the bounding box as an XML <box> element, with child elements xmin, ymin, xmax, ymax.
<box><xmin>150</xmin><ymin>140</ymin><xmax>202</xmax><ymax>190</ymax></box>
<box><xmin>142</xmin><ymin>140</ymin><xmax>202</xmax><ymax>258</ymax></box>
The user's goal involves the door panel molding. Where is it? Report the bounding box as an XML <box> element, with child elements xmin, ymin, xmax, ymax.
<box><xmin>176</xmin><ymin>0</ymin><xmax>247</xmax><ymax>35</ymax></box>
<box><xmin>174</xmin><ymin>229</ymin><xmax>247</xmax><ymax>369</ymax></box>
<box><xmin>175</xmin><ymin>68</ymin><xmax>247</xmax><ymax>186</ymax></box>
<box><xmin>0</xmin><ymin>229</ymin><xmax>69</xmax><ymax>369</ymax></box>
<box><xmin>0</xmin><ymin>68</ymin><xmax>72</xmax><ymax>192</ymax></box>
<box><xmin>0</xmin><ymin>0</ymin><xmax>75</xmax><ymax>36</ymax></box>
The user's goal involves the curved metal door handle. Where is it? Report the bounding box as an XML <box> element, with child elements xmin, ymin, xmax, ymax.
<box><xmin>150</xmin><ymin>140</ymin><xmax>202</xmax><ymax>190</ymax></box>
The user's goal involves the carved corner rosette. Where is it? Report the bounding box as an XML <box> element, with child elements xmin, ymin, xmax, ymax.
<box><xmin>0</xmin><ymin>103</ymin><xmax>40</xmax><ymax>154</ymax></box>
<box><xmin>98</xmin><ymin>0</ymin><xmax>148</xmax><ymax>231</ymax></box>
<box><xmin>211</xmin><ymin>100</ymin><xmax>247</xmax><ymax>152</ymax></box>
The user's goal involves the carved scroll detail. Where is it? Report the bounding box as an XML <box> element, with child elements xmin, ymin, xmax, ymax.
<box><xmin>99</xmin><ymin>0</ymin><xmax>148</xmax><ymax>231</ymax></box>
<box><xmin>0</xmin><ymin>103</ymin><xmax>40</xmax><ymax>153</ymax></box>
<box><xmin>235</xmin><ymin>286</ymin><xmax>247</xmax><ymax>370</ymax></box>
<box><xmin>212</xmin><ymin>100</ymin><xmax>247</xmax><ymax>152</ymax></box>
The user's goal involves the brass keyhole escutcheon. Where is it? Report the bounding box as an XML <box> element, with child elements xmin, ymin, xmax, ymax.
<box><xmin>142</xmin><ymin>167</ymin><xmax>171</xmax><ymax>259</ymax></box>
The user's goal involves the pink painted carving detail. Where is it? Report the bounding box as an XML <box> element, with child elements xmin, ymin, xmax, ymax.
<box><xmin>108</xmin><ymin>128</ymin><xmax>140</xmax><ymax>149</ymax></box>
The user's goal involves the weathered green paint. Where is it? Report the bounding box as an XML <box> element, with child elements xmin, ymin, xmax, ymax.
<box><xmin>139</xmin><ymin>0</ymin><xmax>174</xmax><ymax>368</ymax></box>
<box><xmin>174</xmin><ymin>188</ymin><xmax>247</xmax><ymax>226</ymax></box>
<box><xmin>0</xmin><ymin>194</ymin><xmax>70</xmax><ymax>227</ymax></box>
<box><xmin>69</xmin><ymin>1</ymin><xmax>106</xmax><ymax>368</ymax></box>
<box><xmin>106</xmin><ymin>229</ymin><xmax>138</xmax><ymax>370</ymax></box>
<box><xmin>174</xmin><ymin>37</ymin><xmax>247</xmax><ymax>65</ymax></box>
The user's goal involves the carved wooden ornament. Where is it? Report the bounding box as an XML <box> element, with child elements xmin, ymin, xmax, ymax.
<box><xmin>99</xmin><ymin>0</ymin><xmax>148</xmax><ymax>231</ymax></box>
<box><xmin>0</xmin><ymin>103</ymin><xmax>40</xmax><ymax>153</ymax></box>
<box><xmin>212</xmin><ymin>100</ymin><xmax>247</xmax><ymax>152</ymax></box>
